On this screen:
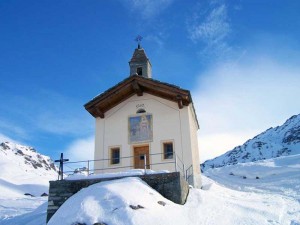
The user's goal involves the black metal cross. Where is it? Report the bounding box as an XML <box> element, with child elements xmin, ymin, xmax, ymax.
<box><xmin>135</xmin><ymin>35</ymin><xmax>143</xmax><ymax>48</ymax></box>
<box><xmin>55</xmin><ymin>153</ymin><xmax>69</xmax><ymax>180</ymax></box>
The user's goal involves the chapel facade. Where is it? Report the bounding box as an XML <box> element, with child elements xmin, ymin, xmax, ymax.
<box><xmin>84</xmin><ymin>45</ymin><xmax>201</xmax><ymax>188</ymax></box>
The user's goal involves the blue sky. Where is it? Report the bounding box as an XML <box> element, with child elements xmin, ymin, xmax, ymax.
<box><xmin>0</xmin><ymin>0</ymin><xmax>300</xmax><ymax>162</ymax></box>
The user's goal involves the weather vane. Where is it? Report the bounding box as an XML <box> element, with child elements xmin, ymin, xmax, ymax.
<box><xmin>135</xmin><ymin>35</ymin><xmax>143</xmax><ymax>48</ymax></box>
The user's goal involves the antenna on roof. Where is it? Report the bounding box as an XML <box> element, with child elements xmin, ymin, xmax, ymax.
<box><xmin>135</xmin><ymin>35</ymin><xmax>143</xmax><ymax>49</ymax></box>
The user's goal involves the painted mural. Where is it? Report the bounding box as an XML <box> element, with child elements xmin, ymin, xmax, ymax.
<box><xmin>129</xmin><ymin>114</ymin><xmax>153</xmax><ymax>143</ymax></box>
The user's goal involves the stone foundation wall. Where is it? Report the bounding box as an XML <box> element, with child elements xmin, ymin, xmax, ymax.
<box><xmin>46</xmin><ymin>172</ymin><xmax>189</xmax><ymax>223</ymax></box>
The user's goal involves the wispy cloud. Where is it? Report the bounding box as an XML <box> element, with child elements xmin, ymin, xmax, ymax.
<box><xmin>187</xmin><ymin>2</ymin><xmax>232</xmax><ymax>59</ymax></box>
<box><xmin>0</xmin><ymin>120</ymin><xmax>29</xmax><ymax>140</ymax></box>
<box><xmin>35</xmin><ymin>110</ymin><xmax>92</xmax><ymax>137</ymax></box>
<box><xmin>145</xmin><ymin>34</ymin><xmax>165</xmax><ymax>49</ymax></box>
<box><xmin>187</xmin><ymin>2</ymin><xmax>300</xmax><ymax>162</ymax></box>
<box><xmin>0</xmin><ymin>89</ymin><xmax>93</xmax><ymax>139</ymax></box>
<box><xmin>64</xmin><ymin>136</ymin><xmax>94</xmax><ymax>162</ymax></box>
<box><xmin>189</xmin><ymin>4</ymin><xmax>230</xmax><ymax>44</ymax></box>
<box><xmin>194</xmin><ymin>50</ymin><xmax>300</xmax><ymax>162</ymax></box>
<box><xmin>33</xmin><ymin>89</ymin><xmax>93</xmax><ymax>136</ymax></box>
<box><xmin>126</xmin><ymin>0</ymin><xmax>173</xmax><ymax>20</ymax></box>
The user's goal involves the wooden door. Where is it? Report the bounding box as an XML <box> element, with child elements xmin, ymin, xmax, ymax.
<box><xmin>134</xmin><ymin>146</ymin><xmax>150</xmax><ymax>169</ymax></box>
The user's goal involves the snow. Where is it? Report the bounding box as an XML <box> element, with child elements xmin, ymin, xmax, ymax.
<box><xmin>48</xmin><ymin>177</ymin><xmax>186</xmax><ymax>225</ymax></box>
<box><xmin>1</xmin><ymin>202</ymin><xmax>48</xmax><ymax>225</ymax></box>
<box><xmin>50</xmin><ymin>155</ymin><xmax>300</xmax><ymax>225</ymax></box>
<box><xmin>66</xmin><ymin>169</ymin><xmax>169</xmax><ymax>180</ymax></box>
<box><xmin>0</xmin><ymin>197</ymin><xmax>47</xmax><ymax>222</ymax></box>
<box><xmin>205</xmin><ymin>154</ymin><xmax>300</xmax><ymax>199</ymax></box>
<box><xmin>202</xmin><ymin>114</ymin><xmax>300</xmax><ymax>171</ymax></box>
<box><xmin>1</xmin><ymin>142</ymin><xmax>300</xmax><ymax>224</ymax></box>
<box><xmin>0</xmin><ymin>142</ymin><xmax>57</xmax><ymax>221</ymax></box>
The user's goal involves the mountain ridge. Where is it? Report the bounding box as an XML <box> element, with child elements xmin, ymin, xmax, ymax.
<box><xmin>0</xmin><ymin>141</ymin><xmax>58</xmax><ymax>220</ymax></box>
<box><xmin>0</xmin><ymin>141</ymin><xmax>57</xmax><ymax>197</ymax></box>
<box><xmin>201</xmin><ymin>114</ymin><xmax>300</xmax><ymax>171</ymax></box>
<box><xmin>0</xmin><ymin>141</ymin><xmax>57</xmax><ymax>175</ymax></box>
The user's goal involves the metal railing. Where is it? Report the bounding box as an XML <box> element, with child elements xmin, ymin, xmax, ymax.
<box><xmin>185</xmin><ymin>164</ymin><xmax>193</xmax><ymax>185</ymax></box>
<box><xmin>56</xmin><ymin>152</ymin><xmax>194</xmax><ymax>185</ymax></box>
<box><xmin>58</xmin><ymin>152</ymin><xmax>185</xmax><ymax>178</ymax></box>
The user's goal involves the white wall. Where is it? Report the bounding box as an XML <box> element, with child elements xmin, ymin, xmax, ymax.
<box><xmin>188</xmin><ymin>104</ymin><xmax>202</xmax><ymax>188</ymax></box>
<box><xmin>93</xmin><ymin>93</ymin><xmax>201</xmax><ymax>187</ymax></box>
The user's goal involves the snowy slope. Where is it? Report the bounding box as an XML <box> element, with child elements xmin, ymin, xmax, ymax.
<box><xmin>0</xmin><ymin>141</ymin><xmax>57</xmax><ymax>220</ymax></box>
<box><xmin>1</xmin><ymin>203</ymin><xmax>48</xmax><ymax>225</ymax></box>
<box><xmin>204</xmin><ymin>154</ymin><xmax>300</xmax><ymax>199</ymax></box>
<box><xmin>201</xmin><ymin>114</ymin><xmax>300</xmax><ymax>171</ymax></box>
<box><xmin>4</xmin><ymin>154</ymin><xmax>300</xmax><ymax>225</ymax></box>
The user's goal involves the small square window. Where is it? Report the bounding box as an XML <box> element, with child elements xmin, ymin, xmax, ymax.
<box><xmin>163</xmin><ymin>142</ymin><xmax>173</xmax><ymax>159</ymax></box>
<box><xmin>110</xmin><ymin>148</ymin><xmax>120</xmax><ymax>164</ymax></box>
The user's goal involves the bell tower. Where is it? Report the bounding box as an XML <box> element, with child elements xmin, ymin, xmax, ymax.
<box><xmin>129</xmin><ymin>36</ymin><xmax>152</xmax><ymax>78</ymax></box>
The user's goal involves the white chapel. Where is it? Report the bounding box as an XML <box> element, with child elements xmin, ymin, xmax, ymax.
<box><xmin>84</xmin><ymin>44</ymin><xmax>201</xmax><ymax>188</ymax></box>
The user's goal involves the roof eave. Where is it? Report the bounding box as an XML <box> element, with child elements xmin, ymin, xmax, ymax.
<box><xmin>84</xmin><ymin>75</ymin><xmax>194</xmax><ymax>119</ymax></box>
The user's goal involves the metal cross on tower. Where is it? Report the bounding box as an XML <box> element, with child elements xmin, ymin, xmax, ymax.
<box><xmin>135</xmin><ymin>35</ymin><xmax>143</xmax><ymax>49</ymax></box>
<box><xmin>55</xmin><ymin>153</ymin><xmax>69</xmax><ymax>180</ymax></box>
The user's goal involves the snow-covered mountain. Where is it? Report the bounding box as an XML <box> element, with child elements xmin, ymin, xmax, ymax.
<box><xmin>201</xmin><ymin>114</ymin><xmax>300</xmax><ymax>171</ymax></box>
<box><xmin>0</xmin><ymin>141</ymin><xmax>57</xmax><ymax>185</ymax></box>
<box><xmin>0</xmin><ymin>141</ymin><xmax>57</xmax><ymax>220</ymax></box>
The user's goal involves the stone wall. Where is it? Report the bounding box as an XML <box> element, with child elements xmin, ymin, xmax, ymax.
<box><xmin>46</xmin><ymin>172</ymin><xmax>189</xmax><ymax>223</ymax></box>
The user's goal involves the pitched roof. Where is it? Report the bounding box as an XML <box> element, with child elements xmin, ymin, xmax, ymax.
<box><xmin>129</xmin><ymin>47</ymin><xmax>149</xmax><ymax>63</ymax></box>
<box><xmin>84</xmin><ymin>75</ymin><xmax>199</xmax><ymax>128</ymax></box>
